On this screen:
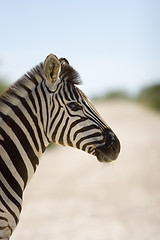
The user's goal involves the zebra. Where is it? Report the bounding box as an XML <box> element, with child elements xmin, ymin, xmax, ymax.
<box><xmin>0</xmin><ymin>54</ymin><xmax>120</xmax><ymax>239</ymax></box>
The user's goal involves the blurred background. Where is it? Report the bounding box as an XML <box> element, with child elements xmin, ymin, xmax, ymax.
<box><xmin>0</xmin><ymin>0</ymin><xmax>160</xmax><ymax>100</ymax></box>
<box><xmin>0</xmin><ymin>0</ymin><xmax>160</xmax><ymax>239</ymax></box>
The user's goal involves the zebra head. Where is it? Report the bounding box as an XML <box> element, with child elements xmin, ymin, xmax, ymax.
<box><xmin>43</xmin><ymin>54</ymin><xmax>120</xmax><ymax>162</ymax></box>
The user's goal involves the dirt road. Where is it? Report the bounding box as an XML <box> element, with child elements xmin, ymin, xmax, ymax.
<box><xmin>12</xmin><ymin>101</ymin><xmax>160</xmax><ymax>240</ymax></box>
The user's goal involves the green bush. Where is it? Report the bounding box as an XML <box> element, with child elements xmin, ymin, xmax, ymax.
<box><xmin>138</xmin><ymin>84</ymin><xmax>160</xmax><ymax>111</ymax></box>
<box><xmin>0</xmin><ymin>80</ymin><xmax>8</xmax><ymax>95</ymax></box>
<box><xmin>103</xmin><ymin>91</ymin><xmax>129</xmax><ymax>100</ymax></box>
<box><xmin>93</xmin><ymin>90</ymin><xmax>129</xmax><ymax>101</ymax></box>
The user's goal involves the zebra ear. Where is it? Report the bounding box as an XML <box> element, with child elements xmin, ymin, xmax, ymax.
<box><xmin>43</xmin><ymin>54</ymin><xmax>61</xmax><ymax>84</ymax></box>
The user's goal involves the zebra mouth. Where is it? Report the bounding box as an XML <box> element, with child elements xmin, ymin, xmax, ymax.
<box><xmin>95</xmin><ymin>139</ymin><xmax>120</xmax><ymax>163</ymax></box>
<box><xmin>95</xmin><ymin>148</ymin><xmax>114</xmax><ymax>163</ymax></box>
<box><xmin>94</xmin><ymin>129</ymin><xmax>120</xmax><ymax>163</ymax></box>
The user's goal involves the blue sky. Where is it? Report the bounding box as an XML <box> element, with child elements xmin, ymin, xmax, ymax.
<box><xmin>0</xmin><ymin>0</ymin><xmax>160</xmax><ymax>97</ymax></box>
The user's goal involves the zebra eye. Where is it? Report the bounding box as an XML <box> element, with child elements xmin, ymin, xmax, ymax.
<box><xmin>67</xmin><ymin>102</ymin><xmax>82</xmax><ymax>111</ymax></box>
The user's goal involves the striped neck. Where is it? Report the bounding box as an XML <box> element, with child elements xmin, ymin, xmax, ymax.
<box><xmin>0</xmin><ymin>64</ymin><xmax>52</xmax><ymax>186</ymax></box>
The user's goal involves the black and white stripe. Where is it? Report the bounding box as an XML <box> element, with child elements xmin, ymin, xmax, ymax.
<box><xmin>0</xmin><ymin>54</ymin><xmax>120</xmax><ymax>239</ymax></box>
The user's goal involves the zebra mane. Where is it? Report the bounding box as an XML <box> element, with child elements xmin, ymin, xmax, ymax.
<box><xmin>59</xmin><ymin>58</ymin><xmax>82</xmax><ymax>85</ymax></box>
<box><xmin>28</xmin><ymin>60</ymin><xmax>82</xmax><ymax>86</ymax></box>
<box><xmin>0</xmin><ymin>63</ymin><xmax>44</xmax><ymax>109</ymax></box>
<box><xmin>0</xmin><ymin>58</ymin><xmax>82</xmax><ymax>107</ymax></box>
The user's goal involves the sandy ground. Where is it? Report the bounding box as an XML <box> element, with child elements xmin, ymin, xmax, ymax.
<box><xmin>11</xmin><ymin>101</ymin><xmax>160</xmax><ymax>240</ymax></box>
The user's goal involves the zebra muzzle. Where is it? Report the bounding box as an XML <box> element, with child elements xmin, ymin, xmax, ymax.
<box><xmin>95</xmin><ymin>129</ymin><xmax>120</xmax><ymax>163</ymax></box>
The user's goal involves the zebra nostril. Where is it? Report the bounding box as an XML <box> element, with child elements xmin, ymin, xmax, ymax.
<box><xmin>95</xmin><ymin>128</ymin><xmax>120</xmax><ymax>163</ymax></box>
<box><xmin>111</xmin><ymin>146</ymin><xmax>116</xmax><ymax>153</ymax></box>
<box><xmin>104</xmin><ymin>129</ymin><xmax>120</xmax><ymax>157</ymax></box>
<box><xmin>104</xmin><ymin>129</ymin><xmax>115</xmax><ymax>142</ymax></box>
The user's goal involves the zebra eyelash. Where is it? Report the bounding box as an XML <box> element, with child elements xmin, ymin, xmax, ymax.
<box><xmin>67</xmin><ymin>102</ymin><xmax>82</xmax><ymax>111</ymax></box>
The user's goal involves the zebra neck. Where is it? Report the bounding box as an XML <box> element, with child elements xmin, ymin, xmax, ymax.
<box><xmin>0</xmin><ymin>75</ymin><xmax>51</xmax><ymax>188</ymax></box>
